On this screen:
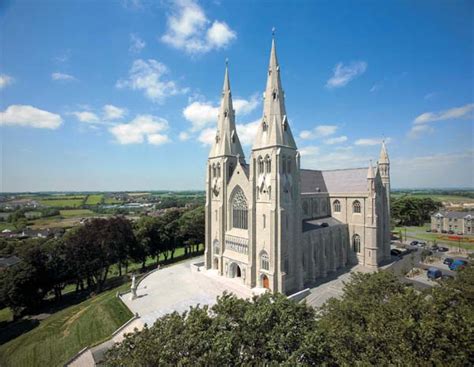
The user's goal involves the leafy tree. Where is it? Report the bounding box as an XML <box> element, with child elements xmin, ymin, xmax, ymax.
<box><xmin>179</xmin><ymin>205</ymin><xmax>204</xmax><ymax>255</ymax></box>
<box><xmin>391</xmin><ymin>196</ymin><xmax>442</xmax><ymax>226</ymax></box>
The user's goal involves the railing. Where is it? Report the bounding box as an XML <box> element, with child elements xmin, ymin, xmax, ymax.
<box><xmin>225</xmin><ymin>234</ymin><xmax>249</xmax><ymax>254</ymax></box>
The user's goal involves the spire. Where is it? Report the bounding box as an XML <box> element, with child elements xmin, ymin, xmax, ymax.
<box><xmin>379</xmin><ymin>140</ymin><xmax>389</xmax><ymax>164</ymax></box>
<box><xmin>367</xmin><ymin>160</ymin><xmax>375</xmax><ymax>179</ymax></box>
<box><xmin>253</xmin><ymin>34</ymin><xmax>297</xmax><ymax>151</ymax></box>
<box><xmin>209</xmin><ymin>61</ymin><xmax>245</xmax><ymax>159</ymax></box>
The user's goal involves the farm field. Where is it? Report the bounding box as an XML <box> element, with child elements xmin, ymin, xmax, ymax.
<box><xmin>85</xmin><ymin>194</ymin><xmax>103</xmax><ymax>205</ymax></box>
<box><xmin>59</xmin><ymin>209</ymin><xmax>95</xmax><ymax>218</ymax></box>
<box><xmin>0</xmin><ymin>283</ymin><xmax>132</xmax><ymax>367</ymax></box>
<box><xmin>391</xmin><ymin>193</ymin><xmax>474</xmax><ymax>204</ymax></box>
<box><xmin>39</xmin><ymin>198</ymin><xmax>85</xmax><ymax>208</ymax></box>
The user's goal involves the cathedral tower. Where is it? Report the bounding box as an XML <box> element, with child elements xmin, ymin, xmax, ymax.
<box><xmin>378</xmin><ymin>141</ymin><xmax>390</xmax><ymax>213</ymax></box>
<box><xmin>205</xmin><ymin>63</ymin><xmax>245</xmax><ymax>272</ymax></box>
<box><xmin>250</xmin><ymin>35</ymin><xmax>302</xmax><ymax>293</ymax></box>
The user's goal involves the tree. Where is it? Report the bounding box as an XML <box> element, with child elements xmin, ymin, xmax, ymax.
<box><xmin>179</xmin><ymin>205</ymin><xmax>204</xmax><ymax>255</ymax></box>
<box><xmin>391</xmin><ymin>196</ymin><xmax>442</xmax><ymax>226</ymax></box>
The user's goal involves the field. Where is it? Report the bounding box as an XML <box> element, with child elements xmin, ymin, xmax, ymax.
<box><xmin>0</xmin><ymin>283</ymin><xmax>132</xmax><ymax>367</ymax></box>
<box><xmin>85</xmin><ymin>194</ymin><xmax>103</xmax><ymax>205</ymax></box>
<box><xmin>391</xmin><ymin>193</ymin><xmax>474</xmax><ymax>204</ymax></box>
<box><xmin>39</xmin><ymin>197</ymin><xmax>85</xmax><ymax>208</ymax></box>
<box><xmin>59</xmin><ymin>209</ymin><xmax>95</xmax><ymax>218</ymax></box>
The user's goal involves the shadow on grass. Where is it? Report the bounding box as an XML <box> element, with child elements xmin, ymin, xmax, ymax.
<box><xmin>0</xmin><ymin>318</ymin><xmax>39</xmax><ymax>346</ymax></box>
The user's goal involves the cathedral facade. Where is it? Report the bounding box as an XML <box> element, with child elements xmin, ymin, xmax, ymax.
<box><xmin>204</xmin><ymin>38</ymin><xmax>391</xmax><ymax>295</ymax></box>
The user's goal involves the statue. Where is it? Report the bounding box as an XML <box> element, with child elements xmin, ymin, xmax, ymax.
<box><xmin>131</xmin><ymin>274</ymin><xmax>138</xmax><ymax>300</ymax></box>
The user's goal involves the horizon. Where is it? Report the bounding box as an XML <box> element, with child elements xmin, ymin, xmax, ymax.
<box><xmin>1</xmin><ymin>0</ymin><xmax>473</xmax><ymax>191</ymax></box>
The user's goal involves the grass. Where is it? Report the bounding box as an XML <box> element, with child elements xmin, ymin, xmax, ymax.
<box><xmin>391</xmin><ymin>193</ymin><xmax>474</xmax><ymax>204</ymax></box>
<box><xmin>39</xmin><ymin>198</ymin><xmax>85</xmax><ymax>208</ymax></box>
<box><xmin>59</xmin><ymin>209</ymin><xmax>95</xmax><ymax>218</ymax></box>
<box><xmin>85</xmin><ymin>194</ymin><xmax>103</xmax><ymax>205</ymax></box>
<box><xmin>0</xmin><ymin>283</ymin><xmax>132</xmax><ymax>367</ymax></box>
<box><xmin>0</xmin><ymin>307</ymin><xmax>13</xmax><ymax>324</ymax></box>
<box><xmin>394</xmin><ymin>224</ymin><xmax>474</xmax><ymax>251</ymax></box>
<box><xmin>103</xmin><ymin>197</ymin><xmax>124</xmax><ymax>204</ymax></box>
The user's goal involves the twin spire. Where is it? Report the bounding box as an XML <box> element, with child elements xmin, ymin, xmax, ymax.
<box><xmin>209</xmin><ymin>35</ymin><xmax>296</xmax><ymax>159</ymax></box>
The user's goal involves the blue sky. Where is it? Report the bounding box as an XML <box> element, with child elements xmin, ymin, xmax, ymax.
<box><xmin>1</xmin><ymin>0</ymin><xmax>473</xmax><ymax>191</ymax></box>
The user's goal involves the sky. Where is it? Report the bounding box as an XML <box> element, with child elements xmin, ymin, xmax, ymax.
<box><xmin>0</xmin><ymin>0</ymin><xmax>473</xmax><ymax>192</ymax></box>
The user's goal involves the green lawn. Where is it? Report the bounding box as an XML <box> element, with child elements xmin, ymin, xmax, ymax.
<box><xmin>59</xmin><ymin>209</ymin><xmax>95</xmax><ymax>218</ymax></box>
<box><xmin>85</xmin><ymin>194</ymin><xmax>103</xmax><ymax>205</ymax></box>
<box><xmin>39</xmin><ymin>198</ymin><xmax>85</xmax><ymax>208</ymax></box>
<box><xmin>0</xmin><ymin>307</ymin><xmax>13</xmax><ymax>324</ymax></box>
<box><xmin>103</xmin><ymin>197</ymin><xmax>124</xmax><ymax>204</ymax></box>
<box><xmin>0</xmin><ymin>283</ymin><xmax>132</xmax><ymax>367</ymax></box>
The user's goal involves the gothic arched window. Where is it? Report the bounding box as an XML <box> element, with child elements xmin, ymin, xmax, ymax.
<box><xmin>217</xmin><ymin>163</ymin><xmax>221</xmax><ymax>178</ymax></box>
<box><xmin>212</xmin><ymin>163</ymin><xmax>216</xmax><ymax>178</ymax></box>
<box><xmin>282</xmin><ymin>156</ymin><xmax>286</xmax><ymax>174</ymax></box>
<box><xmin>303</xmin><ymin>201</ymin><xmax>309</xmax><ymax>216</ymax></box>
<box><xmin>352</xmin><ymin>200</ymin><xmax>361</xmax><ymax>214</ymax></box>
<box><xmin>261</xmin><ymin>251</ymin><xmax>269</xmax><ymax>271</ymax></box>
<box><xmin>313</xmin><ymin>200</ymin><xmax>319</xmax><ymax>216</ymax></box>
<box><xmin>352</xmin><ymin>234</ymin><xmax>361</xmax><ymax>253</ymax></box>
<box><xmin>287</xmin><ymin>157</ymin><xmax>291</xmax><ymax>174</ymax></box>
<box><xmin>333</xmin><ymin>200</ymin><xmax>341</xmax><ymax>213</ymax></box>
<box><xmin>258</xmin><ymin>156</ymin><xmax>264</xmax><ymax>174</ymax></box>
<box><xmin>231</xmin><ymin>187</ymin><xmax>248</xmax><ymax>230</ymax></box>
<box><xmin>265</xmin><ymin>155</ymin><xmax>271</xmax><ymax>173</ymax></box>
<box><xmin>213</xmin><ymin>239</ymin><xmax>220</xmax><ymax>255</ymax></box>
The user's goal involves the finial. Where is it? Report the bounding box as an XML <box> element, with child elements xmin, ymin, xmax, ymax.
<box><xmin>225</xmin><ymin>57</ymin><xmax>229</xmax><ymax>66</ymax></box>
<box><xmin>272</xmin><ymin>26</ymin><xmax>276</xmax><ymax>37</ymax></box>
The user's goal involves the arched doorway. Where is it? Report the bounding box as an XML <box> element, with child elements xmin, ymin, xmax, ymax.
<box><xmin>230</xmin><ymin>263</ymin><xmax>242</xmax><ymax>278</ymax></box>
<box><xmin>213</xmin><ymin>257</ymin><xmax>219</xmax><ymax>270</ymax></box>
<box><xmin>261</xmin><ymin>274</ymin><xmax>269</xmax><ymax>289</ymax></box>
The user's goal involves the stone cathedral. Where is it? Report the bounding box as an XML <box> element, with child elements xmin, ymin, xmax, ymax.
<box><xmin>204</xmin><ymin>38</ymin><xmax>391</xmax><ymax>295</ymax></box>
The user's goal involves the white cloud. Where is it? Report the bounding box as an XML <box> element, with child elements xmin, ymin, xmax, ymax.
<box><xmin>370</xmin><ymin>83</ymin><xmax>381</xmax><ymax>93</ymax></box>
<box><xmin>129</xmin><ymin>33</ymin><xmax>146</xmax><ymax>53</ymax></box>
<box><xmin>109</xmin><ymin>115</ymin><xmax>170</xmax><ymax>145</ymax></box>
<box><xmin>424</xmin><ymin>92</ymin><xmax>437</xmax><ymax>100</ymax></box>
<box><xmin>413</xmin><ymin>103</ymin><xmax>474</xmax><ymax>124</ymax></box>
<box><xmin>326</xmin><ymin>61</ymin><xmax>367</xmax><ymax>89</ymax></box>
<box><xmin>325</xmin><ymin>135</ymin><xmax>348</xmax><ymax>145</ymax></box>
<box><xmin>197</xmin><ymin>127</ymin><xmax>216</xmax><ymax>145</ymax></box>
<box><xmin>0</xmin><ymin>105</ymin><xmax>63</xmax><ymax>129</ymax></box>
<box><xmin>299</xmin><ymin>125</ymin><xmax>338</xmax><ymax>140</ymax></box>
<box><xmin>72</xmin><ymin>111</ymin><xmax>100</xmax><ymax>123</ymax></box>
<box><xmin>355</xmin><ymin>137</ymin><xmax>391</xmax><ymax>146</ymax></box>
<box><xmin>299</xmin><ymin>146</ymin><xmax>320</xmax><ymax>156</ymax></box>
<box><xmin>407</xmin><ymin>124</ymin><xmax>434</xmax><ymax>139</ymax></box>
<box><xmin>182</xmin><ymin>94</ymin><xmax>260</xmax><ymax>131</ymax></box>
<box><xmin>103</xmin><ymin>105</ymin><xmax>127</xmax><ymax>120</ymax></box>
<box><xmin>300</xmin><ymin>145</ymin><xmax>372</xmax><ymax>170</ymax></box>
<box><xmin>161</xmin><ymin>0</ymin><xmax>236</xmax><ymax>54</ymax></box>
<box><xmin>51</xmin><ymin>72</ymin><xmax>77</xmax><ymax>81</ymax></box>
<box><xmin>0</xmin><ymin>74</ymin><xmax>14</xmax><ymax>89</ymax></box>
<box><xmin>179</xmin><ymin>131</ymin><xmax>191</xmax><ymax>141</ymax></box>
<box><xmin>236</xmin><ymin>119</ymin><xmax>260</xmax><ymax>146</ymax></box>
<box><xmin>116</xmin><ymin>59</ymin><xmax>187</xmax><ymax>103</ymax></box>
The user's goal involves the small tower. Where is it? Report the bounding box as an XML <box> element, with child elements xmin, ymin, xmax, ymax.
<box><xmin>250</xmin><ymin>33</ymin><xmax>302</xmax><ymax>294</ymax></box>
<box><xmin>205</xmin><ymin>62</ymin><xmax>245</xmax><ymax>272</ymax></box>
<box><xmin>365</xmin><ymin>160</ymin><xmax>379</xmax><ymax>268</ymax></box>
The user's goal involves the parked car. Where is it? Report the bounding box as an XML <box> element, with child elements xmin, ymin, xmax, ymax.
<box><xmin>437</xmin><ymin>246</ymin><xmax>448</xmax><ymax>252</ymax></box>
<box><xmin>418</xmin><ymin>241</ymin><xmax>427</xmax><ymax>247</ymax></box>
<box><xmin>391</xmin><ymin>249</ymin><xmax>402</xmax><ymax>257</ymax></box>
<box><xmin>430</xmin><ymin>245</ymin><xmax>439</xmax><ymax>252</ymax></box>
<box><xmin>443</xmin><ymin>258</ymin><xmax>454</xmax><ymax>266</ymax></box>
<box><xmin>427</xmin><ymin>267</ymin><xmax>442</xmax><ymax>280</ymax></box>
<box><xmin>441</xmin><ymin>230</ymin><xmax>447</xmax><ymax>234</ymax></box>
<box><xmin>410</xmin><ymin>241</ymin><xmax>419</xmax><ymax>246</ymax></box>
<box><xmin>426</xmin><ymin>229</ymin><xmax>432</xmax><ymax>232</ymax></box>
<box><xmin>449</xmin><ymin>259</ymin><xmax>468</xmax><ymax>271</ymax></box>
<box><xmin>432</xmin><ymin>229</ymin><xmax>438</xmax><ymax>233</ymax></box>
<box><xmin>448</xmin><ymin>230</ymin><xmax>455</xmax><ymax>234</ymax></box>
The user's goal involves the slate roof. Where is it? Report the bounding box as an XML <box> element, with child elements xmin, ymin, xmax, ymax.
<box><xmin>303</xmin><ymin>216</ymin><xmax>344</xmax><ymax>232</ymax></box>
<box><xmin>300</xmin><ymin>168</ymin><xmax>368</xmax><ymax>194</ymax></box>
<box><xmin>433</xmin><ymin>211</ymin><xmax>473</xmax><ymax>219</ymax></box>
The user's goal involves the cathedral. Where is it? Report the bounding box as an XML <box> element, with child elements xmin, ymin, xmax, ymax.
<box><xmin>204</xmin><ymin>37</ymin><xmax>391</xmax><ymax>295</ymax></box>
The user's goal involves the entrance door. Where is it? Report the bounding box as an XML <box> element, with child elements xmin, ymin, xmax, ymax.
<box><xmin>262</xmin><ymin>275</ymin><xmax>269</xmax><ymax>289</ymax></box>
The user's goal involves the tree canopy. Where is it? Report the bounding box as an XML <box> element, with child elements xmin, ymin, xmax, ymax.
<box><xmin>391</xmin><ymin>196</ymin><xmax>442</xmax><ymax>226</ymax></box>
<box><xmin>105</xmin><ymin>267</ymin><xmax>474</xmax><ymax>366</ymax></box>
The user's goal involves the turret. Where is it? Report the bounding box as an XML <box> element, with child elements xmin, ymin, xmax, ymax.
<box><xmin>378</xmin><ymin>140</ymin><xmax>390</xmax><ymax>212</ymax></box>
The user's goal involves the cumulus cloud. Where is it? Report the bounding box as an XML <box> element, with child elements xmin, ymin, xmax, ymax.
<box><xmin>196</xmin><ymin>119</ymin><xmax>260</xmax><ymax>147</ymax></box>
<box><xmin>161</xmin><ymin>0</ymin><xmax>236</xmax><ymax>54</ymax></box>
<box><xmin>325</xmin><ymin>135</ymin><xmax>348</xmax><ymax>145</ymax></box>
<box><xmin>326</xmin><ymin>61</ymin><xmax>367</xmax><ymax>89</ymax></box>
<box><xmin>299</xmin><ymin>125</ymin><xmax>338</xmax><ymax>140</ymax></box>
<box><xmin>72</xmin><ymin>111</ymin><xmax>100</xmax><ymax>123</ymax></box>
<box><xmin>116</xmin><ymin>59</ymin><xmax>188</xmax><ymax>103</ymax></box>
<box><xmin>0</xmin><ymin>105</ymin><xmax>63</xmax><ymax>129</ymax></box>
<box><xmin>179</xmin><ymin>131</ymin><xmax>191</xmax><ymax>141</ymax></box>
<box><xmin>413</xmin><ymin>103</ymin><xmax>474</xmax><ymax>124</ymax></box>
<box><xmin>103</xmin><ymin>105</ymin><xmax>127</xmax><ymax>120</ymax></box>
<box><xmin>407</xmin><ymin>124</ymin><xmax>434</xmax><ymax>139</ymax></box>
<box><xmin>355</xmin><ymin>137</ymin><xmax>391</xmax><ymax>146</ymax></box>
<box><xmin>129</xmin><ymin>33</ymin><xmax>146</xmax><ymax>53</ymax></box>
<box><xmin>299</xmin><ymin>146</ymin><xmax>320</xmax><ymax>157</ymax></box>
<box><xmin>182</xmin><ymin>94</ymin><xmax>260</xmax><ymax>131</ymax></box>
<box><xmin>0</xmin><ymin>74</ymin><xmax>14</xmax><ymax>89</ymax></box>
<box><xmin>300</xmin><ymin>145</ymin><xmax>372</xmax><ymax>170</ymax></box>
<box><xmin>109</xmin><ymin>115</ymin><xmax>170</xmax><ymax>145</ymax></box>
<box><xmin>51</xmin><ymin>72</ymin><xmax>77</xmax><ymax>81</ymax></box>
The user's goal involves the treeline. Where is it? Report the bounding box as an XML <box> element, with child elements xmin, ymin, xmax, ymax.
<box><xmin>391</xmin><ymin>196</ymin><xmax>442</xmax><ymax>226</ymax></box>
<box><xmin>0</xmin><ymin>206</ymin><xmax>204</xmax><ymax>318</ymax></box>
<box><xmin>105</xmin><ymin>267</ymin><xmax>474</xmax><ymax>366</ymax></box>
<box><xmin>393</xmin><ymin>189</ymin><xmax>474</xmax><ymax>199</ymax></box>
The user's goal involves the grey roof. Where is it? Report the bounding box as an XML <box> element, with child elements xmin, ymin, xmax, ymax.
<box><xmin>301</xmin><ymin>168</ymin><xmax>368</xmax><ymax>194</ymax></box>
<box><xmin>434</xmin><ymin>211</ymin><xmax>473</xmax><ymax>219</ymax></box>
<box><xmin>303</xmin><ymin>216</ymin><xmax>344</xmax><ymax>232</ymax></box>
